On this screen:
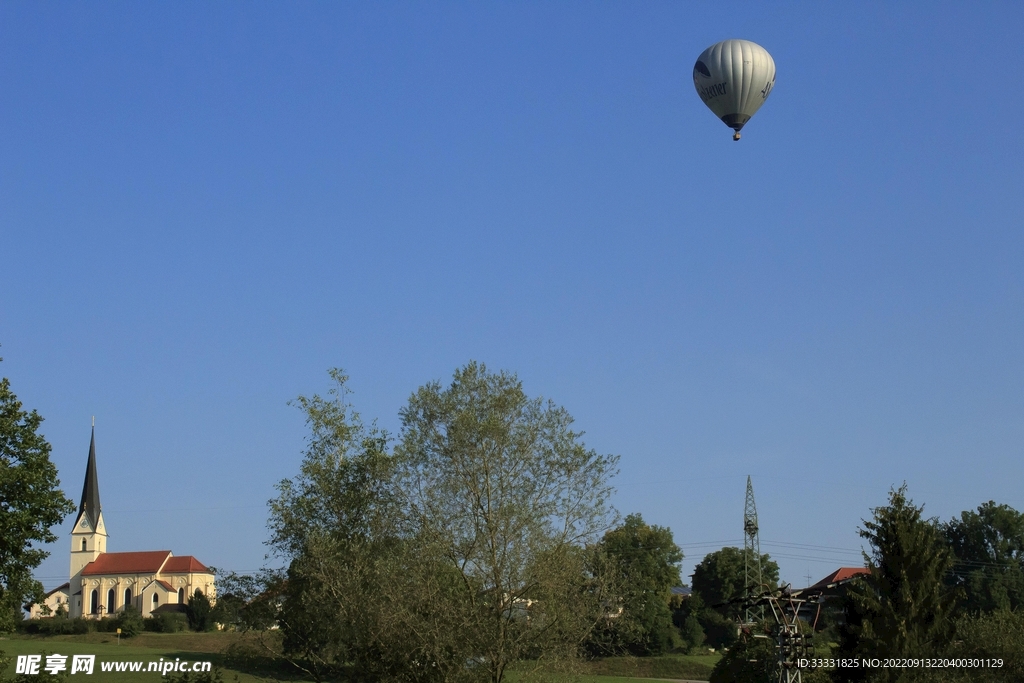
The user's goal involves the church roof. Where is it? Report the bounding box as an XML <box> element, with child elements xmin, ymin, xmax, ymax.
<box><xmin>163</xmin><ymin>556</ymin><xmax>211</xmax><ymax>573</ymax></box>
<box><xmin>78</xmin><ymin>428</ymin><xmax>102</xmax><ymax>529</ymax></box>
<box><xmin>81</xmin><ymin>551</ymin><xmax>171</xmax><ymax>575</ymax></box>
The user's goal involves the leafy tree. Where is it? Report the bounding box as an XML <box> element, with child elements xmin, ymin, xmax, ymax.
<box><xmin>944</xmin><ymin>609</ymin><xmax>1024</xmax><ymax>682</ymax></box>
<box><xmin>395</xmin><ymin>362</ymin><xmax>619</xmax><ymax>683</ymax></box>
<box><xmin>211</xmin><ymin>569</ymin><xmax>282</xmax><ymax>631</ymax></box>
<box><xmin>185</xmin><ymin>589</ymin><xmax>213</xmax><ymax>631</ymax></box>
<box><xmin>677</xmin><ymin>612</ymin><xmax>704</xmax><ymax>652</ymax></box>
<box><xmin>269</xmin><ymin>365</ymin><xmax>619</xmax><ymax>683</ymax></box>
<box><xmin>691</xmin><ymin>546</ymin><xmax>779</xmax><ymax>620</ymax></box>
<box><xmin>835</xmin><ymin>485</ymin><xmax>958</xmax><ymax>682</ymax></box>
<box><xmin>0</xmin><ymin>363</ymin><xmax>75</xmax><ymax>631</ymax></box>
<box><xmin>269</xmin><ymin>369</ymin><xmax>411</xmax><ymax>682</ymax></box>
<box><xmin>589</xmin><ymin>513</ymin><xmax>683</xmax><ymax>655</ymax></box>
<box><xmin>944</xmin><ymin>501</ymin><xmax>1024</xmax><ymax>614</ymax></box>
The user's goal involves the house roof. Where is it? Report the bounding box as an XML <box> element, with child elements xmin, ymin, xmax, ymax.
<box><xmin>77</xmin><ymin>428</ymin><xmax>102</xmax><ymax>529</ymax></box>
<box><xmin>45</xmin><ymin>583</ymin><xmax>70</xmax><ymax>598</ymax></box>
<box><xmin>805</xmin><ymin>567</ymin><xmax>869</xmax><ymax>593</ymax></box>
<box><xmin>670</xmin><ymin>586</ymin><xmax>692</xmax><ymax>596</ymax></box>
<box><xmin>155</xmin><ymin>580</ymin><xmax>175</xmax><ymax>592</ymax></box>
<box><xmin>81</xmin><ymin>551</ymin><xmax>171</xmax><ymax>575</ymax></box>
<box><xmin>163</xmin><ymin>556</ymin><xmax>210</xmax><ymax>573</ymax></box>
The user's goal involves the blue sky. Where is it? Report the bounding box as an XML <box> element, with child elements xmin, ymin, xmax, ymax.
<box><xmin>3</xmin><ymin>2</ymin><xmax>1023</xmax><ymax>590</ymax></box>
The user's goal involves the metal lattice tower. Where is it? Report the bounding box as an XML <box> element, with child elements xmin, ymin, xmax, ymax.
<box><xmin>743</xmin><ymin>475</ymin><xmax>764</xmax><ymax>623</ymax></box>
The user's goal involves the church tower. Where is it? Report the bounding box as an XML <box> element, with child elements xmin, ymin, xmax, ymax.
<box><xmin>70</xmin><ymin>427</ymin><xmax>107</xmax><ymax>579</ymax></box>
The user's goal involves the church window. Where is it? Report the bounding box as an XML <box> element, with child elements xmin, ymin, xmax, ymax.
<box><xmin>107</xmin><ymin>589</ymin><xmax>115</xmax><ymax>613</ymax></box>
<box><xmin>81</xmin><ymin>539</ymin><xmax>87</xmax><ymax>551</ymax></box>
<box><xmin>124</xmin><ymin>588</ymin><xmax>132</xmax><ymax>607</ymax></box>
<box><xmin>153</xmin><ymin>594</ymin><xmax>159</xmax><ymax>607</ymax></box>
<box><xmin>178</xmin><ymin>588</ymin><xmax>184</xmax><ymax>603</ymax></box>
<box><xmin>90</xmin><ymin>590</ymin><xmax>98</xmax><ymax>615</ymax></box>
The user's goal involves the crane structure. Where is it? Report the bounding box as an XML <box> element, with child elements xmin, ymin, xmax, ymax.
<box><xmin>743</xmin><ymin>475</ymin><xmax>764</xmax><ymax>624</ymax></box>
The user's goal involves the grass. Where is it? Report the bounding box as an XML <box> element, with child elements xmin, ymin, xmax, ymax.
<box><xmin>2</xmin><ymin>633</ymin><xmax>718</xmax><ymax>682</ymax></box>
<box><xmin>577</xmin><ymin>654</ymin><xmax>718</xmax><ymax>681</ymax></box>
<box><xmin>1</xmin><ymin>632</ymin><xmax>281</xmax><ymax>683</ymax></box>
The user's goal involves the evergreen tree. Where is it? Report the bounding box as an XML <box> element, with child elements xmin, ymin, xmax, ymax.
<box><xmin>836</xmin><ymin>485</ymin><xmax>959</xmax><ymax>682</ymax></box>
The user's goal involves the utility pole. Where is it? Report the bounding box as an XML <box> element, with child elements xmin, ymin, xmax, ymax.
<box><xmin>743</xmin><ymin>475</ymin><xmax>764</xmax><ymax>623</ymax></box>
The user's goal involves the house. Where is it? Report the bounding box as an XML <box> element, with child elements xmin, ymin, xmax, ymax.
<box><xmin>29</xmin><ymin>428</ymin><xmax>216</xmax><ymax>619</ymax></box>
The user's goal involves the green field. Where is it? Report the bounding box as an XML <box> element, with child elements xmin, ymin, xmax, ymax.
<box><xmin>1</xmin><ymin>633</ymin><xmax>718</xmax><ymax>682</ymax></box>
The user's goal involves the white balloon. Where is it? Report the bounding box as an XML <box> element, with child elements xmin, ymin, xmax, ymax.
<box><xmin>693</xmin><ymin>39</ymin><xmax>775</xmax><ymax>140</ymax></box>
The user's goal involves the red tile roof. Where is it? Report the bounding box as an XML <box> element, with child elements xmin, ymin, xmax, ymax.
<box><xmin>81</xmin><ymin>551</ymin><xmax>171</xmax><ymax>575</ymax></box>
<box><xmin>163</xmin><ymin>555</ymin><xmax>210</xmax><ymax>573</ymax></box>
<box><xmin>807</xmin><ymin>567</ymin><xmax>869</xmax><ymax>592</ymax></box>
<box><xmin>155</xmin><ymin>580</ymin><xmax>174</xmax><ymax>591</ymax></box>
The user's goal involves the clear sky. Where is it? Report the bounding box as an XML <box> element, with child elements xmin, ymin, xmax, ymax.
<box><xmin>3</xmin><ymin>2</ymin><xmax>1023</xmax><ymax>591</ymax></box>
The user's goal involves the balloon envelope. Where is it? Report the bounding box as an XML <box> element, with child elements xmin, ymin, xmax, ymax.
<box><xmin>693</xmin><ymin>40</ymin><xmax>775</xmax><ymax>135</ymax></box>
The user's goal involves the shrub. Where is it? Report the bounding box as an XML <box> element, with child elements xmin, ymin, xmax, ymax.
<box><xmin>17</xmin><ymin>618</ymin><xmax>91</xmax><ymax>635</ymax></box>
<box><xmin>115</xmin><ymin>605</ymin><xmax>143</xmax><ymax>637</ymax></box>
<box><xmin>145</xmin><ymin>612</ymin><xmax>188</xmax><ymax>633</ymax></box>
<box><xmin>95</xmin><ymin>616</ymin><xmax>119</xmax><ymax>633</ymax></box>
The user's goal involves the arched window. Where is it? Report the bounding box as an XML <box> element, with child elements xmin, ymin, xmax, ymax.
<box><xmin>152</xmin><ymin>593</ymin><xmax>159</xmax><ymax>607</ymax></box>
<box><xmin>90</xmin><ymin>590</ymin><xmax>98</xmax><ymax>615</ymax></box>
<box><xmin>107</xmin><ymin>589</ymin><xmax>115</xmax><ymax>614</ymax></box>
<box><xmin>124</xmin><ymin>588</ymin><xmax>132</xmax><ymax>607</ymax></box>
<box><xmin>81</xmin><ymin>539</ymin><xmax>87</xmax><ymax>551</ymax></box>
<box><xmin>178</xmin><ymin>588</ymin><xmax>184</xmax><ymax>603</ymax></box>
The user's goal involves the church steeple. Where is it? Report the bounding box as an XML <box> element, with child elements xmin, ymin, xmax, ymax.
<box><xmin>71</xmin><ymin>424</ymin><xmax>107</xmax><ymax>579</ymax></box>
<box><xmin>78</xmin><ymin>426</ymin><xmax>102</xmax><ymax>529</ymax></box>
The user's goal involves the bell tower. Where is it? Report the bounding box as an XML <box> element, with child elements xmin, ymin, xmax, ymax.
<box><xmin>70</xmin><ymin>425</ymin><xmax>107</xmax><ymax>579</ymax></box>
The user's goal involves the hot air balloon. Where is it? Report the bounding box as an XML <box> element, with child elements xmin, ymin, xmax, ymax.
<box><xmin>693</xmin><ymin>39</ymin><xmax>775</xmax><ymax>141</ymax></box>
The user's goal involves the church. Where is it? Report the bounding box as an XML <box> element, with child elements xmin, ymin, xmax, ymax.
<box><xmin>30</xmin><ymin>428</ymin><xmax>216</xmax><ymax>619</ymax></box>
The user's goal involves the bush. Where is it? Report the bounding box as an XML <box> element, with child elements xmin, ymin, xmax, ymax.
<box><xmin>17</xmin><ymin>618</ymin><xmax>92</xmax><ymax>635</ymax></box>
<box><xmin>708</xmin><ymin>635</ymin><xmax>775</xmax><ymax>683</ymax></box>
<box><xmin>115</xmin><ymin>605</ymin><xmax>143</xmax><ymax>637</ymax></box>
<box><xmin>95</xmin><ymin>616</ymin><xmax>119</xmax><ymax>633</ymax></box>
<box><xmin>144</xmin><ymin>612</ymin><xmax>188</xmax><ymax>633</ymax></box>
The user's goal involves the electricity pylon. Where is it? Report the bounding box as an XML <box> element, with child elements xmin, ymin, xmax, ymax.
<box><xmin>743</xmin><ymin>475</ymin><xmax>764</xmax><ymax>623</ymax></box>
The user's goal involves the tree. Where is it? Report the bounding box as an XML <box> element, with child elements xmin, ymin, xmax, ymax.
<box><xmin>691</xmin><ymin>546</ymin><xmax>779</xmax><ymax>620</ymax></box>
<box><xmin>269</xmin><ymin>365</ymin><xmax>619</xmax><ymax>683</ymax></box>
<box><xmin>395</xmin><ymin>362</ymin><xmax>619</xmax><ymax>683</ymax></box>
<box><xmin>944</xmin><ymin>501</ymin><xmax>1024</xmax><ymax>614</ymax></box>
<box><xmin>211</xmin><ymin>569</ymin><xmax>282</xmax><ymax>631</ymax></box>
<box><xmin>835</xmin><ymin>485</ymin><xmax>958</xmax><ymax>682</ymax></box>
<box><xmin>185</xmin><ymin>589</ymin><xmax>213</xmax><ymax>631</ymax></box>
<box><xmin>269</xmin><ymin>369</ymin><xmax>415</xmax><ymax>682</ymax></box>
<box><xmin>0</xmin><ymin>364</ymin><xmax>75</xmax><ymax>631</ymax></box>
<box><xmin>589</xmin><ymin>513</ymin><xmax>683</xmax><ymax>655</ymax></box>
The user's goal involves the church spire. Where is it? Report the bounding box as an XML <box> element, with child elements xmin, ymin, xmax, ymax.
<box><xmin>78</xmin><ymin>426</ymin><xmax>102</xmax><ymax>530</ymax></box>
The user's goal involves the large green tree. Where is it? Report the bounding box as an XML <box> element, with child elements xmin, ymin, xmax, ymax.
<box><xmin>691</xmin><ymin>546</ymin><xmax>779</xmax><ymax>619</ymax></box>
<box><xmin>270</xmin><ymin>364</ymin><xmax>618</xmax><ymax>683</ymax></box>
<box><xmin>269</xmin><ymin>369</ymin><xmax>425</xmax><ymax>683</ymax></box>
<box><xmin>0</xmin><ymin>364</ymin><xmax>75</xmax><ymax>631</ymax></box>
<box><xmin>943</xmin><ymin>501</ymin><xmax>1024</xmax><ymax>614</ymax></box>
<box><xmin>396</xmin><ymin>362</ymin><xmax>619</xmax><ymax>683</ymax></box>
<box><xmin>589</xmin><ymin>513</ymin><xmax>683</xmax><ymax>655</ymax></box>
<box><xmin>835</xmin><ymin>485</ymin><xmax>958</xmax><ymax>683</ymax></box>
